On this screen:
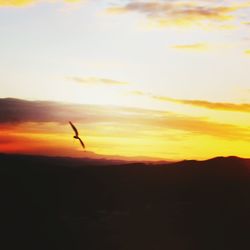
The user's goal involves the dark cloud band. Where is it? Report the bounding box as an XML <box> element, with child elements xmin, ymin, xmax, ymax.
<box><xmin>0</xmin><ymin>98</ymin><xmax>249</xmax><ymax>140</ymax></box>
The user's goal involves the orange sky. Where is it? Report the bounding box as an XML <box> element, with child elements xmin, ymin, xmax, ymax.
<box><xmin>0</xmin><ymin>98</ymin><xmax>249</xmax><ymax>161</ymax></box>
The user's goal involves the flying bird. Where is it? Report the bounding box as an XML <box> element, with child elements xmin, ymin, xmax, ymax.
<box><xmin>69</xmin><ymin>121</ymin><xmax>85</xmax><ymax>150</ymax></box>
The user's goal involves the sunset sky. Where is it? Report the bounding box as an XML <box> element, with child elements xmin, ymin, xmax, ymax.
<box><xmin>1</xmin><ymin>0</ymin><xmax>250</xmax><ymax>160</ymax></box>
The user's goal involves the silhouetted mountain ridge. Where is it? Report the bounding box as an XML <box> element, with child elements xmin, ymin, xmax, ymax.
<box><xmin>1</xmin><ymin>152</ymin><xmax>249</xmax><ymax>168</ymax></box>
<box><xmin>0</xmin><ymin>153</ymin><xmax>249</xmax><ymax>250</ymax></box>
<box><xmin>0</xmin><ymin>152</ymin><xmax>171</xmax><ymax>165</ymax></box>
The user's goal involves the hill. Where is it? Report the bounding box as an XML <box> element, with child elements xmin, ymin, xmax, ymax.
<box><xmin>0</xmin><ymin>153</ymin><xmax>249</xmax><ymax>250</ymax></box>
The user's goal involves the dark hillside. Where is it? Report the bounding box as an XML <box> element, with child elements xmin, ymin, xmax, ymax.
<box><xmin>0</xmin><ymin>154</ymin><xmax>249</xmax><ymax>250</ymax></box>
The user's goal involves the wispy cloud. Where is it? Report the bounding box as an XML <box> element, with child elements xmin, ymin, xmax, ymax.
<box><xmin>170</xmin><ymin>43</ymin><xmax>209</xmax><ymax>51</ymax></box>
<box><xmin>0</xmin><ymin>0</ymin><xmax>33</xmax><ymax>7</ymax></box>
<box><xmin>128</xmin><ymin>90</ymin><xmax>146</xmax><ymax>96</ymax></box>
<box><xmin>129</xmin><ymin>90</ymin><xmax>250</xmax><ymax>113</ymax></box>
<box><xmin>245</xmin><ymin>49</ymin><xmax>250</xmax><ymax>55</ymax></box>
<box><xmin>242</xmin><ymin>21</ymin><xmax>250</xmax><ymax>25</ymax></box>
<box><xmin>67</xmin><ymin>76</ymin><xmax>129</xmax><ymax>86</ymax></box>
<box><xmin>152</xmin><ymin>95</ymin><xmax>250</xmax><ymax>113</ymax></box>
<box><xmin>155</xmin><ymin>115</ymin><xmax>249</xmax><ymax>140</ymax></box>
<box><xmin>0</xmin><ymin>0</ymin><xmax>82</xmax><ymax>7</ymax></box>
<box><xmin>106</xmin><ymin>1</ymin><xmax>250</xmax><ymax>28</ymax></box>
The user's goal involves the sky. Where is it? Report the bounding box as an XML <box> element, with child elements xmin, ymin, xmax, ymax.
<box><xmin>0</xmin><ymin>0</ymin><xmax>250</xmax><ymax>160</ymax></box>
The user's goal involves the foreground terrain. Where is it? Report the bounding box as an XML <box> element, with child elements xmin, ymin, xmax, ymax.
<box><xmin>0</xmin><ymin>154</ymin><xmax>249</xmax><ymax>250</ymax></box>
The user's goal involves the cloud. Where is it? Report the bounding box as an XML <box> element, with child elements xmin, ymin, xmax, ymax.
<box><xmin>0</xmin><ymin>98</ymin><xmax>117</xmax><ymax>124</ymax></box>
<box><xmin>106</xmin><ymin>1</ymin><xmax>249</xmax><ymax>28</ymax></box>
<box><xmin>242</xmin><ymin>21</ymin><xmax>250</xmax><ymax>25</ymax></box>
<box><xmin>0</xmin><ymin>98</ymin><xmax>249</xmax><ymax>141</ymax></box>
<box><xmin>0</xmin><ymin>0</ymin><xmax>81</xmax><ymax>7</ymax></box>
<box><xmin>68</xmin><ymin>76</ymin><xmax>129</xmax><ymax>86</ymax></box>
<box><xmin>155</xmin><ymin>115</ymin><xmax>249</xmax><ymax>140</ymax></box>
<box><xmin>128</xmin><ymin>90</ymin><xmax>146</xmax><ymax>96</ymax></box>
<box><xmin>245</xmin><ymin>49</ymin><xmax>250</xmax><ymax>55</ymax></box>
<box><xmin>0</xmin><ymin>98</ymin><xmax>164</xmax><ymax>126</ymax></box>
<box><xmin>152</xmin><ymin>95</ymin><xmax>250</xmax><ymax>113</ymax></box>
<box><xmin>129</xmin><ymin>90</ymin><xmax>250</xmax><ymax>113</ymax></box>
<box><xmin>170</xmin><ymin>43</ymin><xmax>209</xmax><ymax>51</ymax></box>
<box><xmin>0</xmin><ymin>0</ymin><xmax>34</xmax><ymax>7</ymax></box>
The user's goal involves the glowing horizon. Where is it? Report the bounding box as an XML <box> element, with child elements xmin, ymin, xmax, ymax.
<box><xmin>0</xmin><ymin>98</ymin><xmax>249</xmax><ymax>161</ymax></box>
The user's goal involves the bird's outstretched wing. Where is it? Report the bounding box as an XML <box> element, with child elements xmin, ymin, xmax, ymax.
<box><xmin>69</xmin><ymin>121</ymin><xmax>78</xmax><ymax>137</ymax></box>
<box><xmin>78</xmin><ymin>137</ymin><xmax>85</xmax><ymax>149</ymax></box>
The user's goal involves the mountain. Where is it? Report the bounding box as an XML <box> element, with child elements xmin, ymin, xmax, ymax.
<box><xmin>0</xmin><ymin>151</ymin><xmax>171</xmax><ymax>165</ymax></box>
<box><xmin>0</xmin><ymin>153</ymin><xmax>249</xmax><ymax>250</ymax></box>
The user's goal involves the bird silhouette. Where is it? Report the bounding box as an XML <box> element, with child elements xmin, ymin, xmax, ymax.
<box><xmin>69</xmin><ymin>121</ymin><xmax>85</xmax><ymax>150</ymax></box>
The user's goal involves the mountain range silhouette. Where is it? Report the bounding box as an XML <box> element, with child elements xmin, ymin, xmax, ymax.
<box><xmin>0</xmin><ymin>153</ymin><xmax>249</xmax><ymax>250</ymax></box>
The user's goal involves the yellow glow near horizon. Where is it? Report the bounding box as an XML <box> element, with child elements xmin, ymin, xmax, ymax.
<box><xmin>1</xmin><ymin>121</ymin><xmax>250</xmax><ymax>161</ymax></box>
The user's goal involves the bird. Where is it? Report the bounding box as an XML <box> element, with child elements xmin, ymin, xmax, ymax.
<box><xmin>69</xmin><ymin>121</ymin><xmax>85</xmax><ymax>150</ymax></box>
